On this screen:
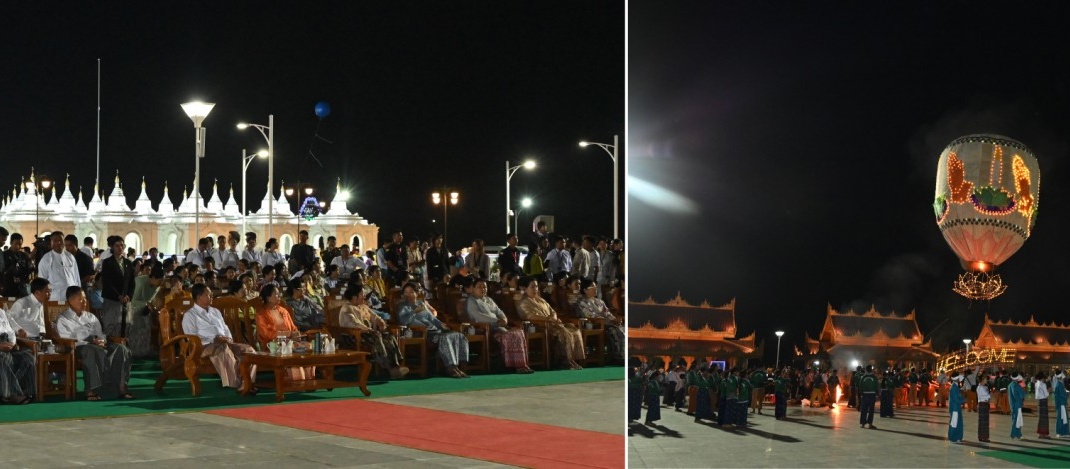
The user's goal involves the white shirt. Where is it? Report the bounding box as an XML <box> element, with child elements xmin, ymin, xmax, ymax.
<box><xmin>331</xmin><ymin>256</ymin><xmax>362</xmax><ymax>278</ymax></box>
<box><xmin>1037</xmin><ymin>380</ymin><xmax>1050</xmax><ymax>400</ymax></box>
<box><xmin>38</xmin><ymin>250</ymin><xmax>80</xmax><ymax>301</ymax></box>
<box><xmin>185</xmin><ymin>249</ymin><xmax>209</xmax><ymax>267</ymax></box>
<box><xmin>7</xmin><ymin>294</ymin><xmax>44</xmax><ymax>337</ymax></box>
<box><xmin>262</xmin><ymin>251</ymin><xmax>285</xmax><ymax>268</ymax></box>
<box><xmin>0</xmin><ymin>308</ymin><xmax>20</xmax><ymax>343</ymax></box>
<box><xmin>465</xmin><ymin>295</ymin><xmax>506</xmax><ymax>324</ymax></box>
<box><xmin>80</xmin><ymin>246</ymin><xmax>95</xmax><ymax>259</ymax></box>
<box><xmin>181</xmin><ymin>303</ymin><xmax>232</xmax><ymax>345</ymax></box>
<box><xmin>977</xmin><ymin>383</ymin><xmax>991</xmax><ymax>403</ymax></box>
<box><xmin>571</xmin><ymin>248</ymin><xmax>592</xmax><ymax>279</ymax></box>
<box><xmin>56</xmin><ymin>308</ymin><xmax>104</xmax><ymax>345</ymax></box>
<box><xmin>241</xmin><ymin>247</ymin><xmax>262</xmax><ymax>265</ymax></box>
<box><xmin>219</xmin><ymin>249</ymin><xmax>240</xmax><ymax>269</ymax></box>
<box><xmin>208</xmin><ymin>248</ymin><xmax>222</xmax><ymax>264</ymax></box>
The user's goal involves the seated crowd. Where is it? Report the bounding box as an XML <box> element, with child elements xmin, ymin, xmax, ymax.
<box><xmin>0</xmin><ymin>225</ymin><xmax>624</xmax><ymax>404</ymax></box>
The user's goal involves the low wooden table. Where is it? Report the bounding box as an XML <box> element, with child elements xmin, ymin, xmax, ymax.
<box><xmin>36</xmin><ymin>351</ymin><xmax>75</xmax><ymax>402</ymax></box>
<box><xmin>239</xmin><ymin>350</ymin><xmax>372</xmax><ymax>402</ymax></box>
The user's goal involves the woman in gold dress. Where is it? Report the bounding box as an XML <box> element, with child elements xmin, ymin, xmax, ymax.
<box><xmin>515</xmin><ymin>276</ymin><xmax>585</xmax><ymax>370</ymax></box>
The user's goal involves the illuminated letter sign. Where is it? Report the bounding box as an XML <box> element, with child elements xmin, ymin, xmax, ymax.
<box><xmin>937</xmin><ymin>347</ymin><xmax>1016</xmax><ymax>373</ymax></box>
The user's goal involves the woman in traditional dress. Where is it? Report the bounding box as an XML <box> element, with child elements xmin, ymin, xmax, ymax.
<box><xmin>397</xmin><ymin>282</ymin><xmax>469</xmax><ymax>378</ymax></box>
<box><xmin>254</xmin><ymin>285</ymin><xmax>313</xmax><ymax>380</ymax></box>
<box><xmin>1054</xmin><ymin>370</ymin><xmax>1069</xmax><ymax>438</ymax></box>
<box><xmin>693</xmin><ymin>364</ymin><xmax>714</xmax><ymax>422</ymax></box>
<box><xmin>338</xmin><ymin>288</ymin><xmax>408</xmax><ymax>379</ymax></box>
<box><xmin>285</xmin><ymin>280</ymin><xmax>324</xmax><ymax>330</ymax></box>
<box><xmin>1010</xmin><ymin>372</ymin><xmax>1026</xmax><ymax>439</ymax></box>
<box><xmin>574</xmin><ymin>279</ymin><xmax>625</xmax><ymax>361</ymax></box>
<box><xmin>127</xmin><ymin>266</ymin><xmax>163</xmax><ymax>358</ymax></box>
<box><xmin>948</xmin><ymin>373</ymin><xmax>964</xmax><ymax>443</ymax></box>
<box><xmin>628</xmin><ymin>367</ymin><xmax>643</xmax><ymax>422</ymax></box>
<box><xmin>1036</xmin><ymin>371</ymin><xmax>1051</xmax><ymax>439</ymax></box>
<box><xmin>644</xmin><ymin>369</ymin><xmax>662</xmax><ymax>426</ymax></box>
<box><xmin>463</xmin><ymin>278</ymin><xmax>532</xmax><ymax>374</ymax></box>
<box><xmin>515</xmin><ymin>276</ymin><xmax>585</xmax><ymax>370</ymax></box>
<box><xmin>976</xmin><ymin>373</ymin><xmax>991</xmax><ymax>442</ymax></box>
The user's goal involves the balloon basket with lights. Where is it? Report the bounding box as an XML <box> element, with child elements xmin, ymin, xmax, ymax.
<box><xmin>952</xmin><ymin>270</ymin><xmax>1007</xmax><ymax>301</ymax></box>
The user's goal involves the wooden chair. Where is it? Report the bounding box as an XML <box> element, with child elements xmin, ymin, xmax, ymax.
<box><xmin>43</xmin><ymin>300</ymin><xmax>126</xmax><ymax>397</ymax></box>
<box><xmin>501</xmin><ymin>295</ymin><xmax>551</xmax><ymax>370</ymax></box>
<box><xmin>560</xmin><ymin>304</ymin><xmax>606</xmax><ymax>367</ymax></box>
<box><xmin>155</xmin><ymin>297</ymin><xmax>250</xmax><ymax>396</ymax></box>
<box><xmin>452</xmin><ymin>295</ymin><xmax>489</xmax><ymax>374</ymax></box>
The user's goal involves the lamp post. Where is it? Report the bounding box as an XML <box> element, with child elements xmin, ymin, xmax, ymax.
<box><xmin>25</xmin><ymin>172</ymin><xmax>53</xmax><ymax>237</ymax></box>
<box><xmin>241</xmin><ymin>148</ymin><xmax>269</xmax><ymax>239</ymax></box>
<box><xmin>579</xmin><ymin>134</ymin><xmax>619</xmax><ymax>238</ymax></box>
<box><xmin>775</xmin><ymin>330</ymin><xmax>785</xmax><ymax>371</ymax></box>
<box><xmin>237</xmin><ymin>115</ymin><xmax>274</xmax><ymax>239</ymax></box>
<box><xmin>285</xmin><ymin>184</ymin><xmax>314</xmax><ymax>240</ymax></box>
<box><xmin>432</xmin><ymin>189</ymin><xmax>459</xmax><ymax>247</ymax></box>
<box><xmin>964</xmin><ymin>338</ymin><xmax>972</xmax><ymax>354</ymax></box>
<box><xmin>182</xmin><ymin>101</ymin><xmax>215</xmax><ymax>247</ymax></box>
<box><xmin>513</xmin><ymin>197</ymin><xmax>533</xmax><ymax>236</ymax></box>
<box><xmin>505</xmin><ymin>159</ymin><xmax>535</xmax><ymax>234</ymax></box>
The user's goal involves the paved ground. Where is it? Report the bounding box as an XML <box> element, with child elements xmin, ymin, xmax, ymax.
<box><xmin>627</xmin><ymin>397</ymin><xmax>1070</xmax><ymax>468</ymax></box>
<box><xmin>4</xmin><ymin>380</ymin><xmax>622</xmax><ymax>468</ymax></box>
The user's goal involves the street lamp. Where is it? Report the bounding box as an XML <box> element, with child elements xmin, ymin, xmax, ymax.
<box><xmin>240</xmin><ymin>148</ymin><xmax>269</xmax><ymax>238</ymax></box>
<box><xmin>432</xmin><ymin>189</ymin><xmax>459</xmax><ymax>247</ymax></box>
<box><xmin>964</xmin><ymin>338</ymin><xmax>972</xmax><ymax>354</ymax></box>
<box><xmin>182</xmin><ymin>101</ymin><xmax>215</xmax><ymax>247</ymax></box>
<box><xmin>237</xmin><ymin>115</ymin><xmax>274</xmax><ymax>239</ymax></box>
<box><xmin>24</xmin><ymin>172</ymin><xmax>53</xmax><ymax>237</ymax></box>
<box><xmin>513</xmin><ymin>197</ymin><xmax>533</xmax><ymax>236</ymax></box>
<box><xmin>285</xmin><ymin>184</ymin><xmax>315</xmax><ymax>239</ymax></box>
<box><xmin>775</xmin><ymin>330</ymin><xmax>785</xmax><ymax>371</ymax></box>
<box><xmin>579</xmin><ymin>134</ymin><xmax>619</xmax><ymax>238</ymax></box>
<box><xmin>505</xmin><ymin>159</ymin><xmax>535</xmax><ymax>234</ymax></box>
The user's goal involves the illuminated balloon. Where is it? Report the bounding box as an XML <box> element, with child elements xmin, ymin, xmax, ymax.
<box><xmin>934</xmin><ymin>134</ymin><xmax>1040</xmax><ymax>300</ymax></box>
<box><xmin>314</xmin><ymin>101</ymin><xmax>331</xmax><ymax>119</ymax></box>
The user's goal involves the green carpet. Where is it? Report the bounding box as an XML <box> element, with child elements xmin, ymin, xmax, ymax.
<box><xmin>979</xmin><ymin>445</ymin><xmax>1070</xmax><ymax>468</ymax></box>
<box><xmin>1</xmin><ymin>360</ymin><xmax>623</xmax><ymax>424</ymax></box>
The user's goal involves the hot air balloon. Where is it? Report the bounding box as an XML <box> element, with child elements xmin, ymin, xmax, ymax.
<box><xmin>934</xmin><ymin>134</ymin><xmax>1040</xmax><ymax>300</ymax></box>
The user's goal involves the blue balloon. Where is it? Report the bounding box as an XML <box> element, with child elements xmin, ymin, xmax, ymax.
<box><xmin>314</xmin><ymin>101</ymin><xmax>331</xmax><ymax>119</ymax></box>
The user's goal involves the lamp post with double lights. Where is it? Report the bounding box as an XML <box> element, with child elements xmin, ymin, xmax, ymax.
<box><xmin>505</xmin><ymin>159</ymin><xmax>535</xmax><ymax>234</ymax></box>
<box><xmin>775</xmin><ymin>330</ymin><xmax>785</xmax><ymax>370</ymax></box>
<box><xmin>182</xmin><ymin>101</ymin><xmax>215</xmax><ymax>247</ymax></box>
<box><xmin>432</xmin><ymin>189</ymin><xmax>459</xmax><ymax>247</ymax></box>
<box><xmin>512</xmin><ymin>197</ymin><xmax>533</xmax><ymax>236</ymax></box>
<box><xmin>25</xmin><ymin>172</ymin><xmax>53</xmax><ymax>237</ymax></box>
<box><xmin>579</xmin><ymin>134</ymin><xmax>619</xmax><ymax>238</ymax></box>
<box><xmin>285</xmin><ymin>184</ymin><xmax>315</xmax><ymax>240</ymax></box>
<box><xmin>241</xmin><ymin>149</ymin><xmax>269</xmax><ymax>238</ymax></box>
<box><xmin>237</xmin><ymin>115</ymin><xmax>275</xmax><ymax>239</ymax></box>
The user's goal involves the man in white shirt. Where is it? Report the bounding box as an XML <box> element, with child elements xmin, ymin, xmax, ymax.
<box><xmin>571</xmin><ymin>235</ymin><xmax>594</xmax><ymax>280</ymax></box>
<box><xmin>55</xmin><ymin>286</ymin><xmax>132</xmax><ymax>401</ymax></box>
<box><xmin>8</xmin><ymin>278</ymin><xmax>50</xmax><ymax>338</ymax></box>
<box><xmin>37</xmin><ymin>231</ymin><xmax>80</xmax><ymax>301</ymax></box>
<box><xmin>182</xmin><ymin>283</ymin><xmax>256</xmax><ymax>391</ymax></box>
<box><xmin>0</xmin><ymin>306</ymin><xmax>36</xmax><ymax>404</ymax></box>
<box><xmin>330</xmin><ymin>244</ymin><xmax>362</xmax><ymax>279</ymax></box>
<box><xmin>185</xmin><ymin>238</ymin><xmax>212</xmax><ymax>268</ymax></box>
<box><xmin>544</xmin><ymin>237</ymin><xmax>572</xmax><ymax>279</ymax></box>
<box><xmin>80</xmin><ymin>236</ymin><xmax>95</xmax><ymax>260</ymax></box>
<box><xmin>241</xmin><ymin>232</ymin><xmax>262</xmax><ymax>265</ymax></box>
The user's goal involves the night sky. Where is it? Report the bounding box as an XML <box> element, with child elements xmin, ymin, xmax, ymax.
<box><xmin>0</xmin><ymin>3</ymin><xmax>623</xmax><ymax>249</ymax></box>
<box><xmin>630</xmin><ymin>2</ymin><xmax>1070</xmax><ymax>363</ymax></box>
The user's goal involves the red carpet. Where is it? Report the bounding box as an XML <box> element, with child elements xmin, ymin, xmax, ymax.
<box><xmin>209</xmin><ymin>400</ymin><xmax>623</xmax><ymax>468</ymax></box>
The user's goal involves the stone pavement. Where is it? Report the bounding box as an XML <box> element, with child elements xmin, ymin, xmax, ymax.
<box><xmin>5</xmin><ymin>380</ymin><xmax>622</xmax><ymax>468</ymax></box>
<box><xmin>628</xmin><ymin>398</ymin><xmax>1067</xmax><ymax>468</ymax></box>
